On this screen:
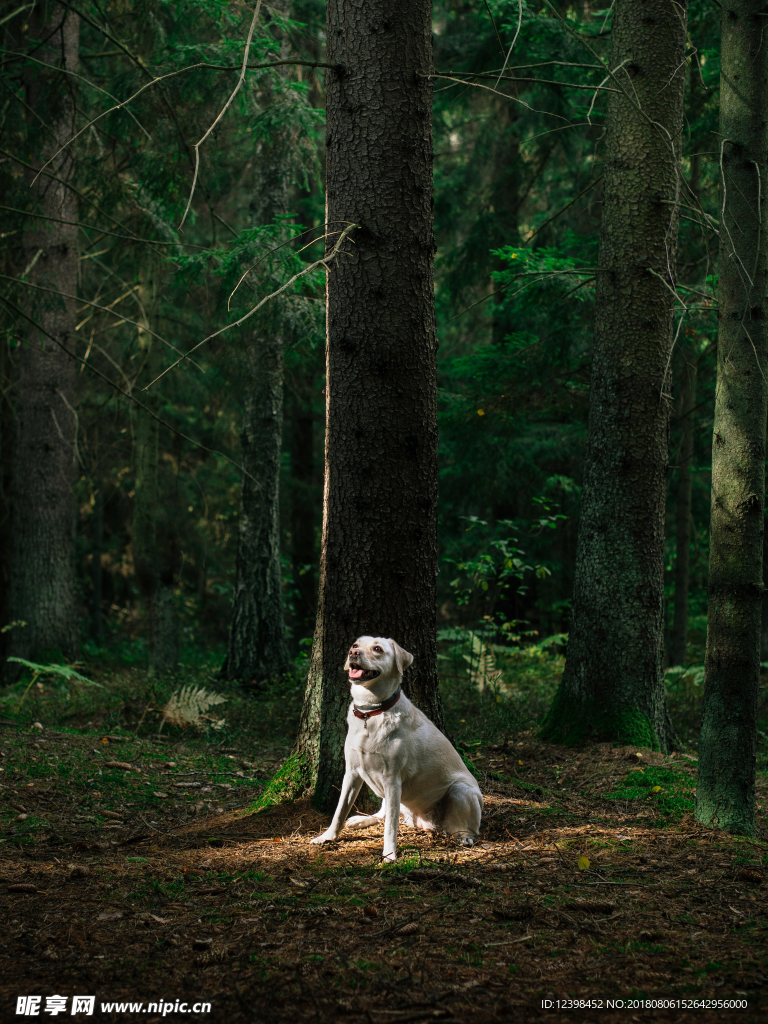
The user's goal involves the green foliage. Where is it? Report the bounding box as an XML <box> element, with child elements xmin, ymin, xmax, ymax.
<box><xmin>0</xmin><ymin>0</ymin><xmax>732</xmax><ymax>769</ymax></box>
<box><xmin>1</xmin><ymin>645</ymin><xmax>305</xmax><ymax>753</ymax></box>
<box><xmin>0</xmin><ymin>0</ymin><xmax>328</xmax><ymax>662</ymax></box>
<box><xmin>6</xmin><ymin>658</ymin><xmax>100</xmax><ymax>686</ymax></box>
<box><xmin>440</xmin><ymin>623</ymin><xmax>564</xmax><ymax>746</ymax></box>
<box><xmin>490</xmin><ymin>243</ymin><xmax>596</xmax><ymax>311</ymax></box>
<box><xmin>1</xmin><ymin>658</ymin><xmax>104</xmax><ymax>717</ymax></box>
<box><xmin>444</xmin><ymin>511</ymin><xmax>562</xmax><ymax>609</ymax></box>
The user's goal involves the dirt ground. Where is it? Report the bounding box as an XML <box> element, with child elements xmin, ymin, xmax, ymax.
<box><xmin>1</xmin><ymin>728</ymin><xmax>766</xmax><ymax>1023</ymax></box>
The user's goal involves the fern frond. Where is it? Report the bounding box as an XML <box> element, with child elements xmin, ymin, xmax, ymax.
<box><xmin>162</xmin><ymin>685</ymin><xmax>227</xmax><ymax>729</ymax></box>
<box><xmin>461</xmin><ymin>632</ymin><xmax>503</xmax><ymax>692</ymax></box>
<box><xmin>6</xmin><ymin>657</ymin><xmax>100</xmax><ymax>686</ymax></box>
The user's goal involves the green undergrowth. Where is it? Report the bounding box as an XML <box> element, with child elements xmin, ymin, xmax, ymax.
<box><xmin>5</xmin><ymin>632</ymin><xmax>766</xmax><ymax>838</ymax></box>
<box><xmin>124</xmin><ymin>857</ymin><xmax>467</xmax><ymax>913</ymax></box>
<box><xmin>0</xmin><ymin>643</ymin><xmax>303</xmax><ymax>751</ymax></box>
<box><xmin>605</xmin><ymin>765</ymin><xmax>696</xmax><ymax>820</ymax></box>
<box><xmin>439</xmin><ymin>627</ymin><xmax>563</xmax><ymax>746</ymax></box>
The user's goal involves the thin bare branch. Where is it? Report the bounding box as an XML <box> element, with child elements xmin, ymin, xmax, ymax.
<box><xmin>524</xmin><ymin>176</ymin><xmax>604</xmax><ymax>243</ymax></box>
<box><xmin>448</xmin><ymin>269</ymin><xmax>595</xmax><ymax>322</ymax></box>
<box><xmin>482</xmin><ymin>0</ymin><xmax>506</xmax><ymax>60</ymax></box>
<box><xmin>227</xmin><ymin>226</ymin><xmax>345</xmax><ymax>309</ymax></box>
<box><xmin>2</xmin><ymin>49</ymin><xmax>149</xmax><ymax>143</ymax></box>
<box><xmin>495</xmin><ymin>0</ymin><xmax>523</xmax><ymax>89</ymax></box>
<box><xmin>0</xmin><ymin>294</ymin><xmax>254</xmax><ymax>482</ymax></box>
<box><xmin>0</xmin><ymin>3</ymin><xmax>34</xmax><ymax>28</ymax></box>
<box><xmin>0</xmin><ymin>203</ymin><xmax>204</xmax><ymax>250</ymax></box>
<box><xmin>433</xmin><ymin>70</ymin><xmax>619</xmax><ymax>92</ymax></box>
<box><xmin>0</xmin><ymin>150</ymin><xmax>173</xmax><ymax>256</ymax></box>
<box><xmin>0</xmin><ymin>272</ymin><xmax>198</xmax><ymax>368</ymax></box>
<box><xmin>25</xmin><ymin>39</ymin><xmax>340</xmax><ymax>193</ymax></box>
<box><xmin>426</xmin><ymin>74</ymin><xmax>570</xmax><ymax>120</ymax></box>
<box><xmin>438</xmin><ymin>62</ymin><xmax>603</xmax><ymax>74</ymax></box>
<box><xmin>144</xmin><ymin>222</ymin><xmax>358</xmax><ymax>390</ymax></box>
<box><xmin>179</xmin><ymin>0</ymin><xmax>263</xmax><ymax>228</ymax></box>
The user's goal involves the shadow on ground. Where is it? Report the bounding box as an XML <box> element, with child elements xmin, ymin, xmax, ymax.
<box><xmin>1</xmin><ymin>728</ymin><xmax>766</xmax><ymax>1022</ymax></box>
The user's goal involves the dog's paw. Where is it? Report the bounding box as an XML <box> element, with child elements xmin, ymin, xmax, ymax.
<box><xmin>381</xmin><ymin>851</ymin><xmax>397</xmax><ymax>863</ymax></box>
<box><xmin>310</xmin><ymin>832</ymin><xmax>336</xmax><ymax>845</ymax></box>
<box><xmin>346</xmin><ymin>814</ymin><xmax>378</xmax><ymax>830</ymax></box>
<box><xmin>458</xmin><ymin>836</ymin><xmax>475</xmax><ymax>847</ymax></box>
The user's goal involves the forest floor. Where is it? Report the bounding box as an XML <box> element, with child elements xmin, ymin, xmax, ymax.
<box><xmin>0</xmin><ymin>725</ymin><xmax>766</xmax><ymax>1023</ymax></box>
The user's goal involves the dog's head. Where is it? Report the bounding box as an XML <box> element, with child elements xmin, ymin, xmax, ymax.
<box><xmin>344</xmin><ymin>636</ymin><xmax>414</xmax><ymax>686</ymax></box>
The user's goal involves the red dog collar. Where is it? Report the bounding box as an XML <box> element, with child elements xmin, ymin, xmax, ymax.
<box><xmin>353</xmin><ymin>687</ymin><xmax>402</xmax><ymax>720</ymax></box>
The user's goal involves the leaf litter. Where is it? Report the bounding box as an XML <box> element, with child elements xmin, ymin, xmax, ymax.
<box><xmin>0</xmin><ymin>727</ymin><xmax>766</xmax><ymax>1021</ymax></box>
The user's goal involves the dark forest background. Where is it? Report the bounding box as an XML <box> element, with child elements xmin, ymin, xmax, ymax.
<box><xmin>0</xmin><ymin>0</ymin><xmax>750</xmax><ymax>749</ymax></box>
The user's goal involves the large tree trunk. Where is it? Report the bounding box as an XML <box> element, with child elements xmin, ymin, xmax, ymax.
<box><xmin>670</xmin><ymin>349</ymin><xmax>697</xmax><ymax>667</ymax></box>
<box><xmin>0</xmin><ymin>297</ymin><xmax>14</xmax><ymax>660</ymax></box>
<box><xmin>7</xmin><ymin>4</ymin><xmax>80</xmax><ymax>667</ymax></box>
<box><xmin>294</xmin><ymin>0</ymin><xmax>441</xmax><ymax>813</ymax></box>
<box><xmin>90</xmin><ymin>424</ymin><xmax>104</xmax><ymax>644</ymax></box>
<box><xmin>288</xmin><ymin>387</ymin><xmax>318</xmax><ymax>641</ymax></box>
<box><xmin>695</xmin><ymin>0</ymin><xmax>768</xmax><ymax>837</ymax></box>
<box><xmin>540</xmin><ymin>0</ymin><xmax>687</xmax><ymax>751</ymax></box>
<box><xmin>132</xmin><ymin>259</ymin><xmax>178</xmax><ymax>677</ymax></box>
<box><xmin>219</xmin><ymin>3</ymin><xmax>293</xmax><ymax>687</ymax></box>
<box><xmin>220</xmin><ymin>334</ymin><xmax>288</xmax><ymax>685</ymax></box>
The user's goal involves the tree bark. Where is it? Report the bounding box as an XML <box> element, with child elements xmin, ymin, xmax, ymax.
<box><xmin>132</xmin><ymin>258</ymin><xmax>178</xmax><ymax>677</ymax></box>
<box><xmin>0</xmin><ymin>293</ymin><xmax>14</xmax><ymax>659</ymax></box>
<box><xmin>696</xmin><ymin>0</ymin><xmax>768</xmax><ymax>837</ymax></box>
<box><xmin>8</xmin><ymin>4</ymin><xmax>80</xmax><ymax>667</ymax></box>
<box><xmin>540</xmin><ymin>0</ymin><xmax>687</xmax><ymax>751</ymax></box>
<box><xmin>670</xmin><ymin>349</ymin><xmax>697</xmax><ymax>667</ymax></box>
<box><xmin>220</xmin><ymin>2</ymin><xmax>292</xmax><ymax>687</ymax></box>
<box><xmin>220</xmin><ymin>335</ymin><xmax>288</xmax><ymax>686</ymax></box>
<box><xmin>294</xmin><ymin>0</ymin><xmax>441</xmax><ymax>813</ymax></box>
<box><xmin>90</xmin><ymin>424</ymin><xmax>104</xmax><ymax>644</ymax></box>
<box><xmin>288</xmin><ymin>388</ymin><xmax>318</xmax><ymax>640</ymax></box>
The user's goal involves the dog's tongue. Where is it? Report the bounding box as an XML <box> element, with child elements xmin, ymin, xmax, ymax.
<box><xmin>348</xmin><ymin>667</ymin><xmax>365</xmax><ymax>680</ymax></box>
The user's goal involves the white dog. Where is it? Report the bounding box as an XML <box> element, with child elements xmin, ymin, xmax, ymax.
<box><xmin>310</xmin><ymin>636</ymin><xmax>483</xmax><ymax>861</ymax></box>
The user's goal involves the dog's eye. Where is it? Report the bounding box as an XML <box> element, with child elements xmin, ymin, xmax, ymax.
<box><xmin>373</xmin><ymin>646</ymin><xmax>382</xmax><ymax>653</ymax></box>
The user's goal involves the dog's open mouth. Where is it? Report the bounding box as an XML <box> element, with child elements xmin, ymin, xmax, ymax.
<box><xmin>348</xmin><ymin>663</ymin><xmax>380</xmax><ymax>682</ymax></box>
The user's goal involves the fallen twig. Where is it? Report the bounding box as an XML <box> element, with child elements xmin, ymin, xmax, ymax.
<box><xmin>370</xmin><ymin>900</ymin><xmax>452</xmax><ymax>941</ymax></box>
<box><xmin>484</xmin><ymin>932</ymin><xmax>534</xmax><ymax>947</ymax></box>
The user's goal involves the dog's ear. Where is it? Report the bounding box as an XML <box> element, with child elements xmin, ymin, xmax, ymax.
<box><xmin>390</xmin><ymin>640</ymin><xmax>413</xmax><ymax>675</ymax></box>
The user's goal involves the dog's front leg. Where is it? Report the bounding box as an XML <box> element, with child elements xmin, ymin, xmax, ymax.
<box><xmin>310</xmin><ymin>770</ymin><xmax>363</xmax><ymax>844</ymax></box>
<box><xmin>381</xmin><ymin>778</ymin><xmax>402</xmax><ymax>861</ymax></box>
